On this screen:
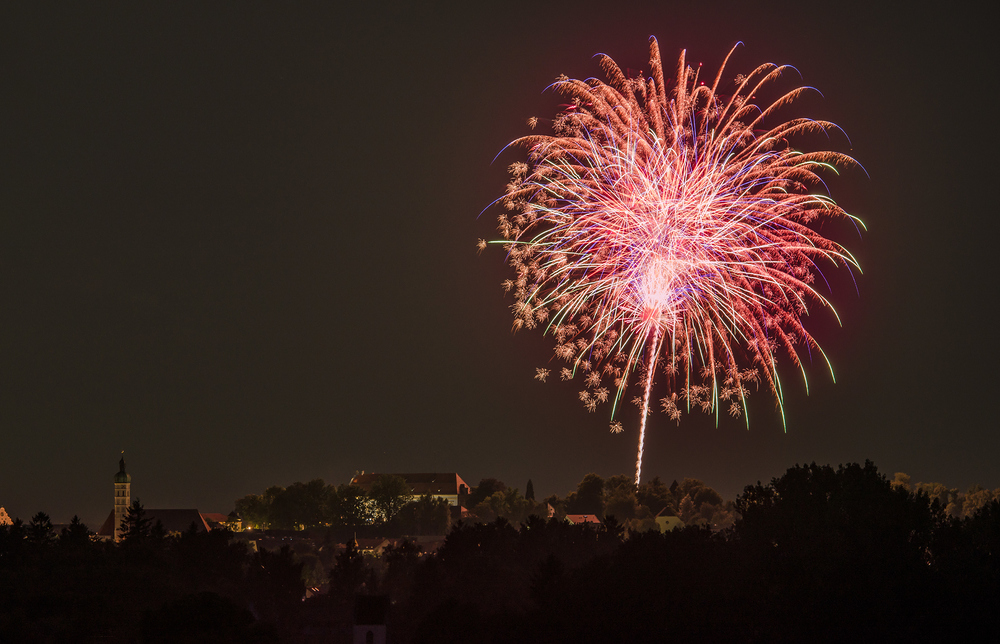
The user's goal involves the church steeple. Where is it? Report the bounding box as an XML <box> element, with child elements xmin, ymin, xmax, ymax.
<box><xmin>113</xmin><ymin>452</ymin><xmax>131</xmax><ymax>542</ymax></box>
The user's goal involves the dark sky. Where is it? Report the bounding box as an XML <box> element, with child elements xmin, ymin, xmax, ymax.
<box><xmin>1</xmin><ymin>2</ymin><xmax>995</xmax><ymax>528</ymax></box>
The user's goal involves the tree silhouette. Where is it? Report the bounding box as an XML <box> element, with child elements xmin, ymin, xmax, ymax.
<box><xmin>27</xmin><ymin>512</ymin><xmax>55</xmax><ymax>545</ymax></box>
<box><xmin>566</xmin><ymin>473</ymin><xmax>604</xmax><ymax>517</ymax></box>
<box><xmin>329</xmin><ymin>539</ymin><xmax>368</xmax><ymax>598</ymax></box>
<box><xmin>732</xmin><ymin>461</ymin><xmax>943</xmax><ymax>641</ymax></box>
<box><xmin>58</xmin><ymin>516</ymin><xmax>93</xmax><ymax>549</ymax></box>
<box><xmin>120</xmin><ymin>499</ymin><xmax>166</xmax><ymax>549</ymax></box>
<box><xmin>466</xmin><ymin>478</ymin><xmax>507</xmax><ymax>509</ymax></box>
<box><xmin>369</xmin><ymin>475</ymin><xmax>412</xmax><ymax>524</ymax></box>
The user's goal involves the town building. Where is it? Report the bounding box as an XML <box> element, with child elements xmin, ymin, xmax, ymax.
<box><xmin>96</xmin><ymin>456</ymin><xmax>220</xmax><ymax>540</ymax></box>
<box><xmin>655</xmin><ymin>509</ymin><xmax>685</xmax><ymax>533</ymax></box>
<box><xmin>113</xmin><ymin>453</ymin><xmax>131</xmax><ymax>542</ymax></box>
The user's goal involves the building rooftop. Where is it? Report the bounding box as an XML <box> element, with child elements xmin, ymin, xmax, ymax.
<box><xmin>97</xmin><ymin>508</ymin><xmax>212</xmax><ymax>538</ymax></box>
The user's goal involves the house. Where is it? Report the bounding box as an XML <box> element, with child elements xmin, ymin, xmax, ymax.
<box><xmin>350</xmin><ymin>473</ymin><xmax>470</xmax><ymax>507</ymax></box>
<box><xmin>355</xmin><ymin>537</ymin><xmax>392</xmax><ymax>557</ymax></box>
<box><xmin>0</xmin><ymin>507</ymin><xmax>12</xmax><ymax>526</ymax></box>
<box><xmin>565</xmin><ymin>514</ymin><xmax>601</xmax><ymax>525</ymax></box>
<box><xmin>655</xmin><ymin>509</ymin><xmax>684</xmax><ymax>533</ymax></box>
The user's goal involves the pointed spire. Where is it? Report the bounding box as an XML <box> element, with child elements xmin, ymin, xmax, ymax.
<box><xmin>115</xmin><ymin>451</ymin><xmax>131</xmax><ymax>484</ymax></box>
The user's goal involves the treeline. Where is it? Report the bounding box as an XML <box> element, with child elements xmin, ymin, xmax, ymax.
<box><xmin>542</xmin><ymin>473</ymin><xmax>735</xmax><ymax>531</ymax></box>
<box><xmin>232</xmin><ymin>473</ymin><xmax>735</xmax><ymax>535</ymax></box>
<box><xmin>4</xmin><ymin>462</ymin><xmax>998</xmax><ymax>641</ymax></box>
<box><xmin>891</xmin><ymin>472</ymin><xmax>1000</xmax><ymax>518</ymax></box>
<box><xmin>234</xmin><ymin>476</ymin><xmax>450</xmax><ymax>535</ymax></box>
<box><xmin>333</xmin><ymin>461</ymin><xmax>1000</xmax><ymax>643</ymax></box>
<box><xmin>0</xmin><ymin>501</ymin><xmax>295</xmax><ymax>641</ymax></box>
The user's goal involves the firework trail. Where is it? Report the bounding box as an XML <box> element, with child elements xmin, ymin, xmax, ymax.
<box><xmin>486</xmin><ymin>39</ymin><xmax>862</xmax><ymax>484</ymax></box>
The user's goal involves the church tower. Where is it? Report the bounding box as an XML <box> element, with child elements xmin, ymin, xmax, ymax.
<box><xmin>113</xmin><ymin>453</ymin><xmax>131</xmax><ymax>542</ymax></box>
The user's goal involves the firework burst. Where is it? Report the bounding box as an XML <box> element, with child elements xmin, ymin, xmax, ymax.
<box><xmin>487</xmin><ymin>39</ymin><xmax>862</xmax><ymax>484</ymax></box>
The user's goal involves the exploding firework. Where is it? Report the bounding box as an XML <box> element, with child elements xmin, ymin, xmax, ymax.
<box><xmin>486</xmin><ymin>39</ymin><xmax>862</xmax><ymax>484</ymax></box>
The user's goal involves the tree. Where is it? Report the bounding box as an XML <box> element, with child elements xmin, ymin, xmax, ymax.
<box><xmin>270</xmin><ymin>479</ymin><xmax>328</xmax><ymax>529</ymax></box>
<box><xmin>235</xmin><ymin>493</ymin><xmax>271</xmax><ymax>530</ymax></box>
<box><xmin>396</xmin><ymin>494</ymin><xmax>450</xmax><ymax>535</ymax></box>
<box><xmin>331</xmin><ymin>483</ymin><xmax>370</xmax><ymax>526</ymax></box>
<box><xmin>369</xmin><ymin>475</ymin><xmax>412</xmax><ymax>524</ymax></box>
<box><xmin>27</xmin><ymin>512</ymin><xmax>55</xmax><ymax>545</ymax></box>
<box><xmin>120</xmin><ymin>499</ymin><xmax>166</xmax><ymax>546</ymax></box>
<box><xmin>566</xmin><ymin>473</ymin><xmax>605</xmax><ymax>517</ymax></box>
<box><xmin>678</xmin><ymin>495</ymin><xmax>698</xmax><ymax>524</ymax></box>
<box><xmin>503</xmin><ymin>488</ymin><xmax>539</xmax><ymax>524</ymax></box>
<box><xmin>669</xmin><ymin>478</ymin><xmax>726</xmax><ymax>527</ymax></box>
<box><xmin>329</xmin><ymin>540</ymin><xmax>368</xmax><ymax>598</ymax></box>
<box><xmin>467</xmin><ymin>478</ymin><xmax>507</xmax><ymax>509</ymax></box>
<box><xmin>472</xmin><ymin>492</ymin><xmax>505</xmax><ymax>523</ymax></box>
<box><xmin>58</xmin><ymin>516</ymin><xmax>93</xmax><ymax>548</ymax></box>
<box><xmin>732</xmin><ymin>461</ymin><xmax>944</xmax><ymax>641</ymax></box>
<box><xmin>604</xmin><ymin>474</ymin><xmax>634</xmax><ymax>495</ymax></box>
<box><xmin>891</xmin><ymin>472</ymin><xmax>912</xmax><ymax>492</ymax></box>
<box><xmin>638</xmin><ymin>476</ymin><xmax>675</xmax><ymax>516</ymax></box>
<box><xmin>604</xmin><ymin>486</ymin><xmax>639</xmax><ymax>523</ymax></box>
<box><xmin>248</xmin><ymin>545</ymin><xmax>305</xmax><ymax>625</ymax></box>
<box><xmin>525</xmin><ymin>479</ymin><xmax>535</xmax><ymax>501</ymax></box>
<box><xmin>382</xmin><ymin>539</ymin><xmax>422</xmax><ymax>604</ymax></box>
<box><xmin>491</xmin><ymin>488</ymin><xmax>538</xmax><ymax>524</ymax></box>
<box><xmin>0</xmin><ymin>519</ymin><xmax>25</xmax><ymax>560</ymax></box>
<box><xmin>140</xmin><ymin>592</ymin><xmax>268</xmax><ymax>643</ymax></box>
<box><xmin>961</xmin><ymin>485</ymin><xmax>1000</xmax><ymax>519</ymax></box>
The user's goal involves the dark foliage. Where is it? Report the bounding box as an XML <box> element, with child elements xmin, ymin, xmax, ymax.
<box><xmin>385</xmin><ymin>462</ymin><xmax>999</xmax><ymax>643</ymax></box>
<box><xmin>0</xmin><ymin>502</ymin><xmax>304</xmax><ymax>641</ymax></box>
<box><xmin>466</xmin><ymin>478</ymin><xmax>508</xmax><ymax>510</ymax></box>
<box><xmin>4</xmin><ymin>462</ymin><xmax>998</xmax><ymax>642</ymax></box>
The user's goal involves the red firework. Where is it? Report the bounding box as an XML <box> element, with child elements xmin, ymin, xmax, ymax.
<box><xmin>486</xmin><ymin>39</ymin><xmax>862</xmax><ymax>483</ymax></box>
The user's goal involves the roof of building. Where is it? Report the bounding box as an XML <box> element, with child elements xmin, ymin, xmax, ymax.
<box><xmin>200</xmin><ymin>512</ymin><xmax>229</xmax><ymax>524</ymax></box>
<box><xmin>147</xmin><ymin>509</ymin><xmax>211</xmax><ymax>534</ymax></box>
<box><xmin>97</xmin><ymin>511</ymin><xmax>114</xmax><ymax>537</ymax></box>
<box><xmin>355</xmin><ymin>537</ymin><xmax>391</xmax><ymax>553</ymax></box>
<box><xmin>350</xmin><ymin>473</ymin><xmax>469</xmax><ymax>497</ymax></box>
<box><xmin>114</xmin><ymin>456</ymin><xmax>131</xmax><ymax>484</ymax></box>
<box><xmin>96</xmin><ymin>508</ymin><xmax>211</xmax><ymax>537</ymax></box>
<box><xmin>0</xmin><ymin>507</ymin><xmax>12</xmax><ymax>526</ymax></box>
<box><xmin>565</xmin><ymin>514</ymin><xmax>601</xmax><ymax>525</ymax></box>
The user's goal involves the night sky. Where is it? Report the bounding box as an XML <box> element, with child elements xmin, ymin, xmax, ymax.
<box><xmin>2</xmin><ymin>2</ymin><xmax>995</xmax><ymax>528</ymax></box>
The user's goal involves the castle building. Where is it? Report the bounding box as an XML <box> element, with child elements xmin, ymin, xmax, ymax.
<box><xmin>114</xmin><ymin>454</ymin><xmax>131</xmax><ymax>542</ymax></box>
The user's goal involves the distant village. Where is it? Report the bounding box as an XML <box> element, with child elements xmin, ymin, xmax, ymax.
<box><xmin>1</xmin><ymin>456</ymin><xmax>695</xmax><ymax>563</ymax></box>
<box><xmin>0</xmin><ymin>454</ymin><xmax>717</xmax><ymax>594</ymax></box>
<box><xmin>3</xmin><ymin>458</ymin><xmax>1000</xmax><ymax>642</ymax></box>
